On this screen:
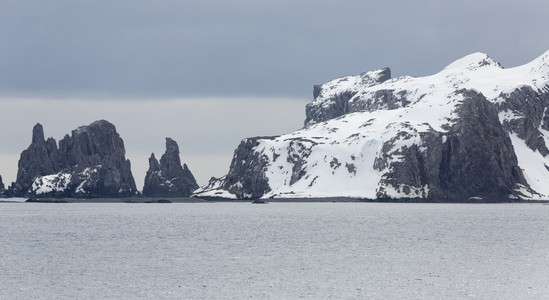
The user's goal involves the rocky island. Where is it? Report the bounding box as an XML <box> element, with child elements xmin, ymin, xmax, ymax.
<box><xmin>195</xmin><ymin>50</ymin><xmax>549</xmax><ymax>202</ymax></box>
<box><xmin>11</xmin><ymin>120</ymin><xmax>137</xmax><ymax>198</ymax></box>
<box><xmin>142</xmin><ymin>138</ymin><xmax>199</xmax><ymax>197</ymax></box>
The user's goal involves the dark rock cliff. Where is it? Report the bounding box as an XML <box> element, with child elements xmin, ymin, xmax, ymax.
<box><xmin>0</xmin><ymin>174</ymin><xmax>5</xmax><ymax>197</ymax></box>
<box><xmin>375</xmin><ymin>90</ymin><xmax>527</xmax><ymax>202</ymax></box>
<box><xmin>220</xmin><ymin>137</ymin><xmax>275</xmax><ymax>199</ymax></box>
<box><xmin>438</xmin><ymin>91</ymin><xmax>527</xmax><ymax>201</ymax></box>
<box><xmin>305</xmin><ymin>68</ymin><xmax>391</xmax><ymax>125</ymax></box>
<box><xmin>12</xmin><ymin>120</ymin><xmax>137</xmax><ymax>197</ymax></box>
<box><xmin>497</xmin><ymin>86</ymin><xmax>549</xmax><ymax>156</ymax></box>
<box><xmin>142</xmin><ymin>138</ymin><xmax>199</xmax><ymax>197</ymax></box>
<box><xmin>12</xmin><ymin>123</ymin><xmax>61</xmax><ymax>196</ymax></box>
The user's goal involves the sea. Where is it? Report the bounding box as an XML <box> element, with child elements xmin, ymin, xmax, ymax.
<box><xmin>1</xmin><ymin>201</ymin><xmax>548</xmax><ymax>299</ymax></box>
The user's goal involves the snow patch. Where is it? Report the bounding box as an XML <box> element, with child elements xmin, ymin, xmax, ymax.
<box><xmin>31</xmin><ymin>172</ymin><xmax>72</xmax><ymax>195</ymax></box>
<box><xmin>509</xmin><ymin>134</ymin><xmax>549</xmax><ymax>199</ymax></box>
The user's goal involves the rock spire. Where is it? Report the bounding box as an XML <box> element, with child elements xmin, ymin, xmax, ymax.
<box><xmin>13</xmin><ymin>120</ymin><xmax>137</xmax><ymax>197</ymax></box>
<box><xmin>142</xmin><ymin>138</ymin><xmax>199</xmax><ymax>197</ymax></box>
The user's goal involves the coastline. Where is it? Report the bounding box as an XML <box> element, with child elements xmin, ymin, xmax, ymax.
<box><xmin>2</xmin><ymin>196</ymin><xmax>549</xmax><ymax>204</ymax></box>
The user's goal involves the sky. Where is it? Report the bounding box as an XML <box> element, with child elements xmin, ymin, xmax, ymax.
<box><xmin>1</xmin><ymin>0</ymin><xmax>549</xmax><ymax>189</ymax></box>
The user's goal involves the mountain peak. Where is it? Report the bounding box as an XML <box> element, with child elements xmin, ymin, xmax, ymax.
<box><xmin>31</xmin><ymin>123</ymin><xmax>45</xmax><ymax>144</ymax></box>
<box><xmin>443</xmin><ymin>52</ymin><xmax>503</xmax><ymax>72</ymax></box>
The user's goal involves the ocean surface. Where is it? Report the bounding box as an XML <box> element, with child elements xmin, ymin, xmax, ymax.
<box><xmin>1</xmin><ymin>202</ymin><xmax>548</xmax><ymax>299</ymax></box>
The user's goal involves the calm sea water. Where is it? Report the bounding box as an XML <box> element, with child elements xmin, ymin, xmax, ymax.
<box><xmin>0</xmin><ymin>202</ymin><xmax>548</xmax><ymax>299</ymax></box>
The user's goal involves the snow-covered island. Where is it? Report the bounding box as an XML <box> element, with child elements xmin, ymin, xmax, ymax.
<box><xmin>196</xmin><ymin>50</ymin><xmax>549</xmax><ymax>202</ymax></box>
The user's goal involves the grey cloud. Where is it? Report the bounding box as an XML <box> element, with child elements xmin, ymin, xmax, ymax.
<box><xmin>2</xmin><ymin>1</ymin><xmax>548</xmax><ymax>99</ymax></box>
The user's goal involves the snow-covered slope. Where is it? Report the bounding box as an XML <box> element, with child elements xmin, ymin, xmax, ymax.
<box><xmin>196</xmin><ymin>50</ymin><xmax>549</xmax><ymax>201</ymax></box>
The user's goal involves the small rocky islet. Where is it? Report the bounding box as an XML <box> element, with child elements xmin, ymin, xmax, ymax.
<box><xmin>142</xmin><ymin>137</ymin><xmax>199</xmax><ymax>197</ymax></box>
<box><xmin>3</xmin><ymin>120</ymin><xmax>198</xmax><ymax>199</ymax></box>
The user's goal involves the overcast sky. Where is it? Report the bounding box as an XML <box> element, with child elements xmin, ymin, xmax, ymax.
<box><xmin>1</xmin><ymin>0</ymin><xmax>549</xmax><ymax>189</ymax></box>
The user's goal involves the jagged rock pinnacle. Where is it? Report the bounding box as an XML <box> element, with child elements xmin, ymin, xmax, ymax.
<box><xmin>32</xmin><ymin>123</ymin><xmax>45</xmax><ymax>144</ymax></box>
<box><xmin>142</xmin><ymin>138</ymin><xmax>199</xmax><ymax>197</ymax></box>
<box><xmin>12</xmin><ymin>120</ymin><xmax>137</xmax><ymax>197</ymax></box>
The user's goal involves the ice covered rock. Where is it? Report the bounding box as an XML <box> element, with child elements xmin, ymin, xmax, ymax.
<box><xmin>142</xmin><ymin>138</ymin><xmax>199</xmax><ymax>197</ymax></box>
<box><xmin>13</xmin><ymin>120</ymin><xmax>137</xmax><ymax>197</ymax></box>
<box><xmin>196</xmin><ymin>50</ymin><xmax>549</xmax><ymax>201</ymax></box>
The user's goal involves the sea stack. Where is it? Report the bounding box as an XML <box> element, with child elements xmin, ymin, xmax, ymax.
<box><xmin>142</xmin><ymin>138</ymin><xmax>199</xmax><ymax>197</ymax></box>
<box><xmin>13</xmin><ymin>120</ymin><xmax>137</xmax><ymax>198</ymax></box>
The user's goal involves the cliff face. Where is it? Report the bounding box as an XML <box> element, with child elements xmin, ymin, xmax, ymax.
<box><xmin>142</xmin><ymin>138</ymin><xmax>199</xmax><ymax>197</ymax></box>
<box><xmin>13</xmin><ymin>123</ymin><xmax>61</xmax><ymax>195</ymax></box>
<box><xmin>372</xmin><ymin>90</ymin><xmax>526</xmax><ymax>202</ymax></box>
<box><xmin>13</xmin><ymin>120</ymin><xmax>137</xmax><ymax>197</ymax></box>
<box><xmin>305</xmin><ymin>68</ymin><xmax>391</xmax><ymax>125</ymax></box>
<box><xmin>0</xmin><ymin>174</ymin><xmax>5</xmax><ymax>197</ymax></box>
<box><xmin>220</xmin><ymin>137</ymin><xmax>274</xmax><ymax>199</ymax></box>
<box><xmin>196</xmin><ymin>50</ymin><xmax>549</xmax><ymax>201</ymax></box>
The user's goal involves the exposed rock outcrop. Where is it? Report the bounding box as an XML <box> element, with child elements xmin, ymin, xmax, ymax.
<box><xmin>142</xmin><ymin>138</ymin><xmax>199</xmax><ymax>197</ymax></box>
<box><xmin>12</xmin><ymin>120</ymin><xmax>137</xmax><ymax>197</ymax></box>
<box><xmin>374</xmin><ymin>90</ymin><xmax>527</xmax><ymax>202</ymax></box>
<box><xmin>497</xmin><ymin>86</ymin><xmax>549</xmax><ymax>156</ymax></box>
<box><xmin>220</xmin><ymin>137</ymin><xmax>275</xmax><ymax>199</ymax></box>
<box><xmin>0</xmin><ymin>174</ymin><xmax>5</xmax><ymax>197</ymax></box>
<box><xmin>305</xmin><ymin>68</ymin><xmax>391</xmax><ymax>125</ymax></box>
<box><xmin>12</xmin><ymin>123</ymin><xmax>61</xmax><ymax>195</ymax></box>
